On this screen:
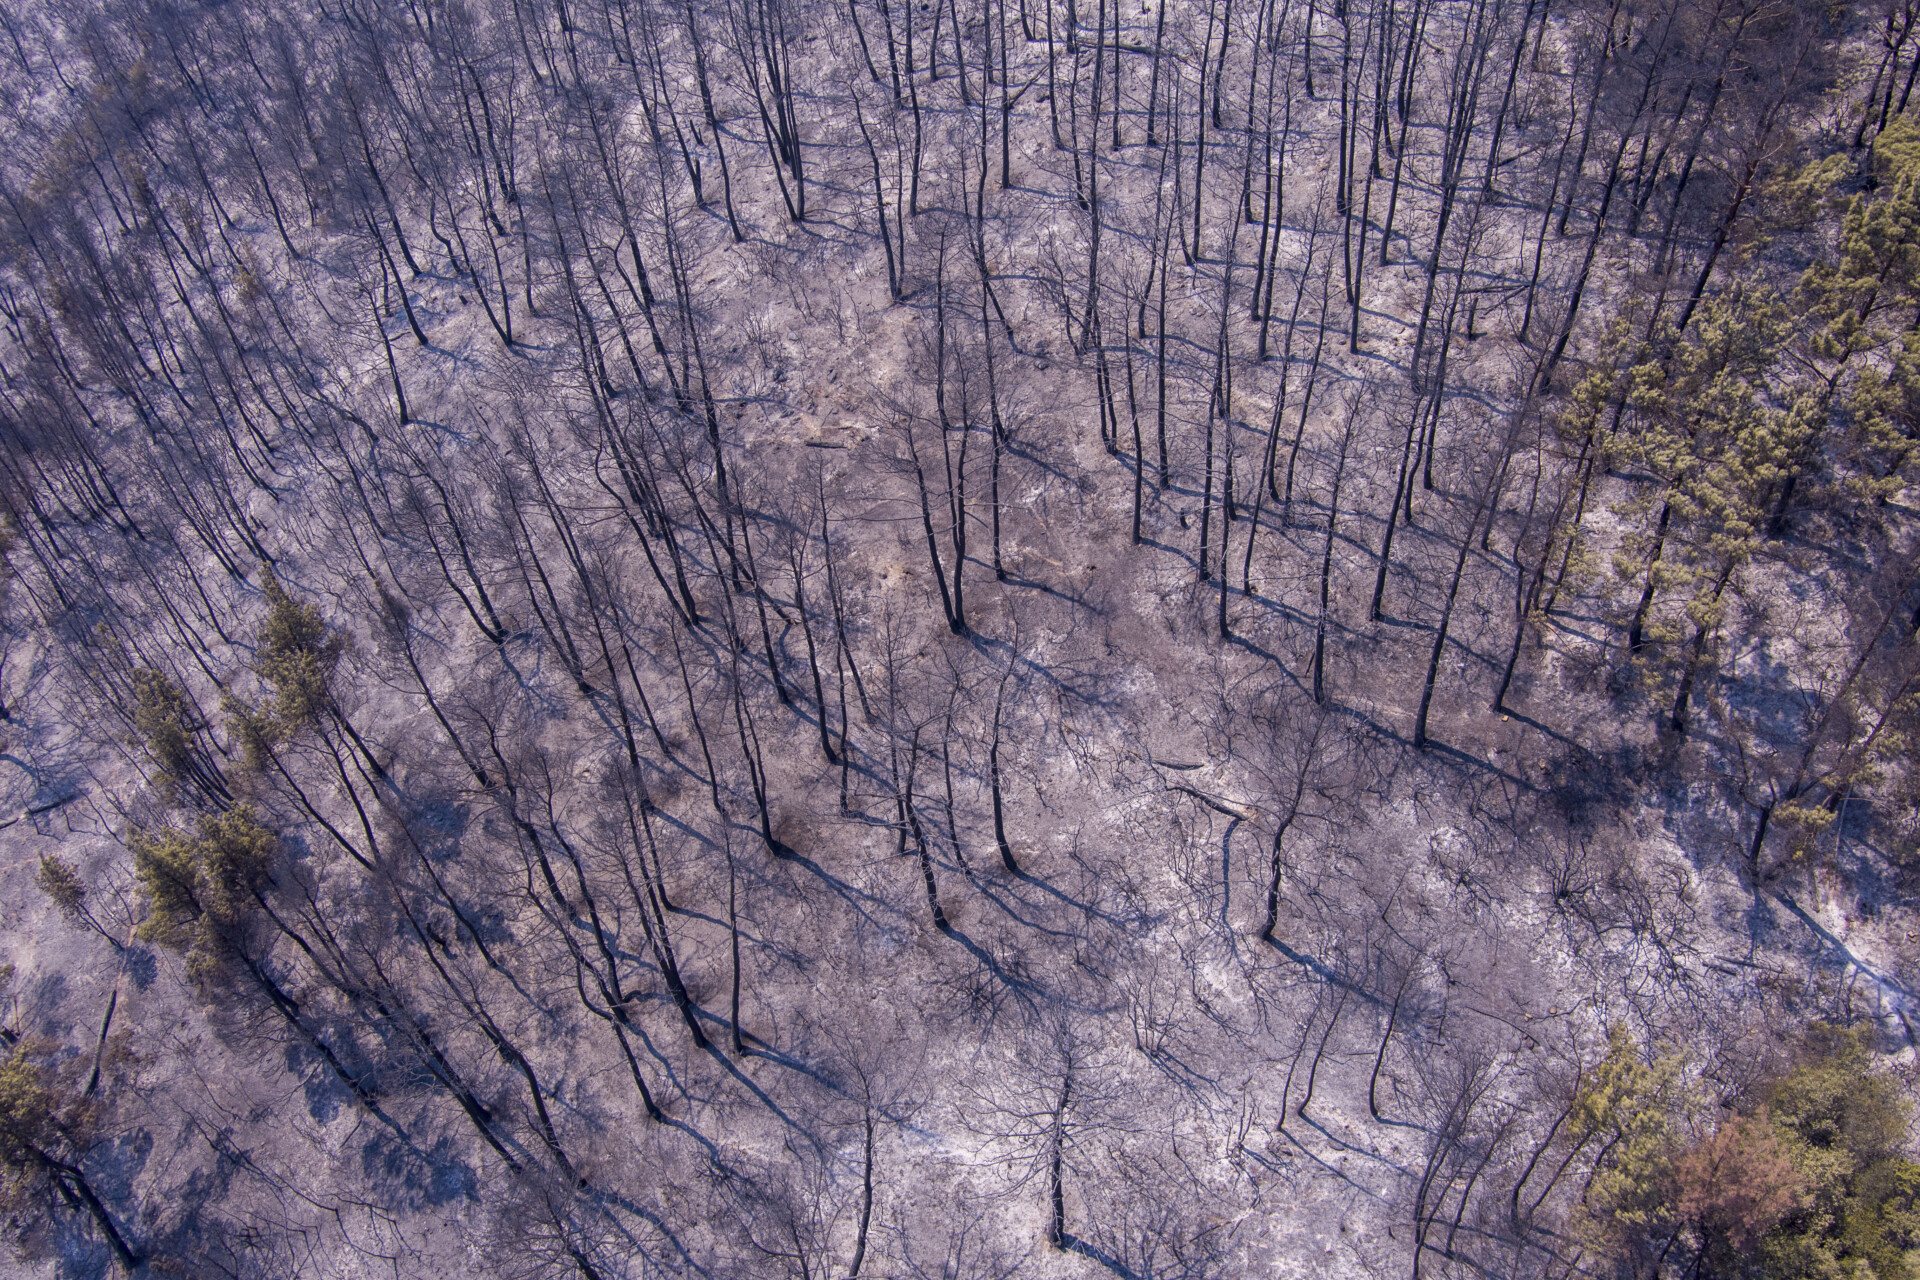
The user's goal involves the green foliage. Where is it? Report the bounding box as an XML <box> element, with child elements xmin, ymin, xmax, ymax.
<box><xmin>1677</xmin><ymin>1110</ymin><xmax>1810</xmax><ymax>1271</ymax></box>
<box><xmin>1596</xmin><ymin>120</ymin><xmax>1920</xmax><ymax>709</ymax></box>
<box><xmin>0</xmin><ymin>1040</ymin><xmax>140</xmax><ymax>1270</ymax></box>
<box><xmin>1837</xmin><ymin>330</ymin><xmax>1920</xmax><ymax>501</ymax></box>
<box><xmin>33</xmin><ymin>855</ymin><xmax>85</xmax><ymax>920</ymax></box>
<box><xmin>1803</xmin><ymin>176</ymin><xmax>1920</xmax><ymax>359</ymax></box>
<box><xmin>0</xmin><ymin>1040</ymin><xmax>95</xmax><ymax>1197</ymax></box>
<box><xmin>1604</xmin><ymin>293</ymin><xmax>1812</xmax><ymax>652</ymax></box>
<box><xmin>1579</xmin><ymin>1024</ymin><xmax>1920</xmax><ymax>1279</ymax></box>
<box><xmin>221</xmin><ymin>691</ymin><xmax>278</xmax><ymax>775</ymax></box>
<box><xmin>1633</xmin><ymin>295</ymin><xmax>1804</xmax><ymax>550</ymax></box>
<box><xmin>1773</xmin><ymin>800</ymin><xmax>1839</xmax><ymax>860</ymax></box>
<box><xmin>1772</xmin><ymin>152</ymin><xmax>1855</xmax><ymax>228</ymax></box>
<box><xmin>253</xmin><ymin>568</ymin><xmax>341</xmax><ymax>729</ymax></box>
<box><xmin>225</xmin><ymin>570</ymin><xmax>347</xmax><ymax>769</ymax></box>
<box><xmin>130</xmin><ymin>826</ymin><xmax>203</xmax><ymax>951</ymax></box>
<box><xmin>130</xmin><ymin>667</ymin><xmax>193</xmax><ymax>779</ymax></box>
<box><xmin>1793</xmin><ymin>116</ymin><xmax>1920</xmax><ymax>504</ymax></box>
<box><xmin>1757</xmin><ymin>1025</ymin><xmax>1920</xmax><ymax>1280</ymax></box>
<box><xmin>0</xmin><ymin>1047</ymin><xmax>60</xmax><ymax>1162</ymax></box>
<box><xmin>1872</xmin><ymin>114</ymin><xmax>1920</xmax><ymax>187</ymax></box>
<box><xmin>131</xmin><ymin>804</ymin><xmax>276</xmax><ymax>958</ymax></box>
<box><xmin>0</xmin><ymin>1049</ymin><xmax>57</xmax><ymax>1206</ymax></box>
<box><xmin>38</xmin><ymin>857</ymin><xmax>128</xmax><ymax>950</ymax></box>
<box><xmin>1576</xmin><ymin>1027</ymin><xmax>1693</xmax><ymax>1258</ymax></box>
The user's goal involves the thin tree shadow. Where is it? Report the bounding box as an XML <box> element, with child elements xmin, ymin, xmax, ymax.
<box><xmin>1491</xmin><ymin>705</ymin><xmax>1594</xmax><ymax>762</ymax></box>
<box><xmin>941</xmin><ymin>921</ymin><xmax>1042</xmax><ymax>999</ymax></box>
<box><xmin>1267</xmin><ymin>1126</ymin><xmax>1382</xmax><ymax>1197</ymax></box>
<box><xmin>1226</xmin><ymin>631</ymin><xmax>1299</xmax><ymax>684</ymax></box>
<box><xmin>1417</xmin><ymin>739</ymin><xmax>1533</xmax><ymax>791</ymax></box>
<box><xmin>1136</xmin><ymin>536</ymin><xmax>1200</xmax><ymax>575</ymax></box>
<box><xmin>1261</xmin><ymin>935</ymin><xmax>1384</xmax><ymax>1008</ymax></box>
<box><xmin>968</xmin><ymin>880</ymin><xmax>1087</xmax><ymax>939</ymax></box>
<box><xmin>584</xmin><ymin>1185</ymin><xmax>704</xmax><ymax>1272</ymax></box>
<box><xmin>1062</xmin><ymin>1233</ymin><xmax>1140</xmax><ymax>1280</ymax></box>
<box><xmin>998</xmin><ymin>571</ymin><xmax>1102</xmax><ymax>614</ymax></box>
<box><xmin>1771</xmin><ymin>890</ymin><xmax>1918</xmax><ymax>1038</ymax></box>
<box><xmin>1007</xmin><ymin>865</ymin><xmax>1126</xmax><ymax>926</ymax></box>
<box><xmin>1293</xmin><ymin>1110</ymin><xmax>1420</xmax><ymax>1173</ymax></box>
<box><xmin>697</xmin><ymin>1041</ymin><xmax>813</xmax><ymax>1142</ymax></box>
<box><xmin>773</xmin><ymin>844</ymin><xmax>896</xmax><ymax>924</ymax></box>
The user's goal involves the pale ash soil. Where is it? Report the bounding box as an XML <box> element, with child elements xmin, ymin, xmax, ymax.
<box><xmin>0</xmin><ymin>2</ymin><xmax>1916</xmax><ymax>1278</ymax></box>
